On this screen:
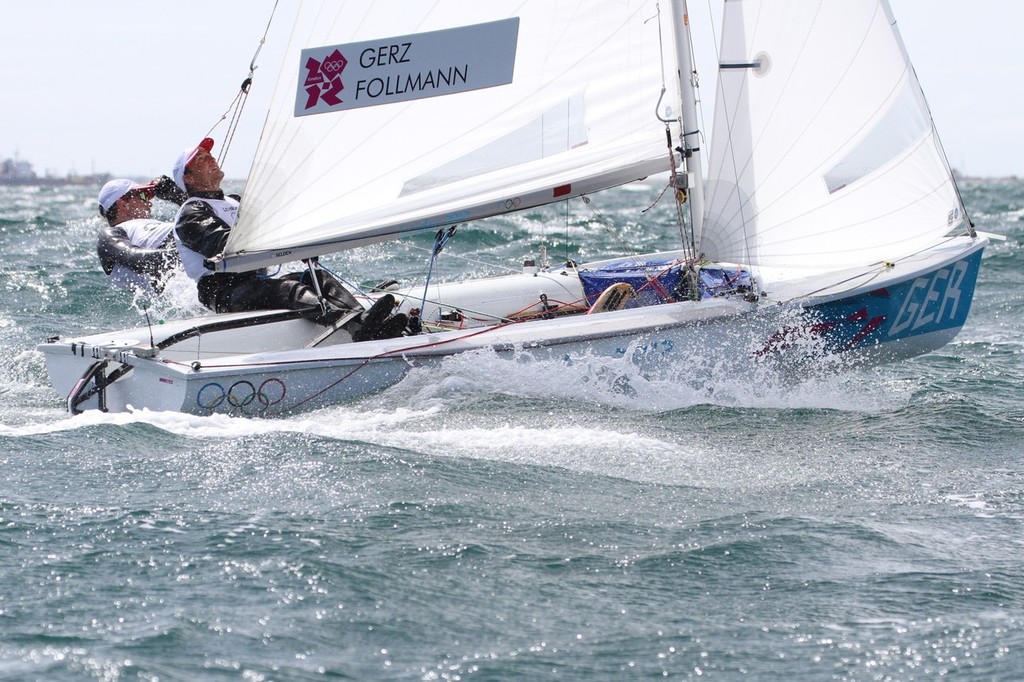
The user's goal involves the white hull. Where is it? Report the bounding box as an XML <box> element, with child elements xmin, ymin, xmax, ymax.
<box><xmin>39</xmin><ymin>238</ymin><xmax>986</xmax><ymax>417</ymax></box>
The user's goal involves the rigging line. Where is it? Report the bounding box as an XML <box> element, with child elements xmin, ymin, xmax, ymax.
<box><xmin>418</xmin><ymin>227</ymin><xmax>457</xmax><ymax>320</ymax></box>
<box><xmin>314</xmin><ymin>262</ymin><xmax>371</xmax><ymax>299</ymax></box>
<box><xmin>204</xmin><ymin>0</ymin><xmax>281</xmax><ymax>166</ymax></box>
<box><xmin>562</xmin><ymin>198</ymin><xmax>571</xmax><ymax>265</ymax></box>
<box><xmin>218</xmin><ymin>92</ymin><xmax>249</xmax><ymax>170</ymax></box>
<box><xmin>650</xmin><ymin>2</ymin><xmax>675</xmax><ymax>125</ymax></box>
<box><xmin>282</xmin><ymin>320</ymin><xmax>522</xmax><ymax>413</ymax></box>
<box><xmin>648</xmin><ymin>2</ymin><xmax>695</xmax><ymax>255</ymax></box>
<box><xmin>402</xmin><ymin>242</ymin><xmax>521</xmax><ymax>274</ymax></box>
<box><xmin>641</xmin><ymin>179</ymin><xmax>675</xmax><ymax>214</ymax></box>
<box><xmin>663</xmin><ymin>126</ymin><xmax>696</xmax><ymax>260</ymax></box>
<box><xmin>885</xmin><ymin>9</ymin><xmax>974</xmax><ymax>238</ymax></box>
<box><xmin>906</xmin><ymin>95</ymin><xmax>976</xmax><ymax>240</ymax></box>
<box><xmin>778</xmin><ymin>232</ymin><xmax>967</xmax><ymax>303</ymax></box>
<box><xmin>248</xmin><ymin>0</ymin><xmax>280</xmax><ymax>75</ymax></box>
<box><xmin>781</xmin><ymin>263</ymin><xmax>892</xmax><ymax>304</ymax></box>
<box><xmin>166</xmin><ymin>288</ymin><xmax>589</xmax><ymax>376</ymax></box>
<box><xmin>674</xmin><ymin>8</ymin><xmax>701</xmax><ymax>261</ymax></box>
<box><xmin>692</xmin><ymin>0</ymin><xmax>713</xmax><ymax>150</ymax></box>
<box><xmin>204</xmin><ymin>83</ymin><xmax>250</xmax><ymax>170</ymax></box>
<box><xmin>703</xmin><ymin>0</ymin><xmax>721</xmax><ymax>90</ymax></box>
<box><xmin>577</xmin><ymin>194</ymin><xmax>634</xmax><ymax>257</ymax></box>
<box><xmin>390</xmin><ymin>292</ymin><xmax>516</xmax><ymax>325</ymax></box>
<box><xmin>650</xmin><ymin>3</ymin><xmax>669</xmax><ymax>90</ymax></box>
<box><xmin>488</xmin><ymin>295</ymin><xmax>587</xmax><ymax>322</ymax></box>
<box><xmin>220</xmin><ymin>76</ymin><xmax>256</xmax><ymax>167</ymax></box>
<box><xmin>943</xmin><ymin>160</ymin><xmax>976</xmax><ymax>238</ymax></box>
<box><xmin>579</xmin><ymin>194</ymin><xmax>680</xmax><ymax>268</ymax></box>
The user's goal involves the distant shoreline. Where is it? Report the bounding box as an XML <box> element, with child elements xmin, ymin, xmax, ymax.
<box><xmin>1</xmin><ymin>157</ymin><xmax>110</xmax><ymax>188</ymax></box>
<box><xmin>0</xmin><ymin>175</ymin><xmax>111</xmax><ymax>188</ymax></box>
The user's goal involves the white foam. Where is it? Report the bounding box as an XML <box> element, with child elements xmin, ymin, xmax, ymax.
<box><xmin>382</xmin><ymin>344</ymin><xmax>912</xmax><ymax>414</ymax></box>
<box><xmin>0</xmin><ymin>342</ymin><xmax>910</xmax><ymax>438</ymax></box>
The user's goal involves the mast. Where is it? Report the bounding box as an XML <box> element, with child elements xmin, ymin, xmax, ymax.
<box><xmin>670</xmin><ymin>0</ymin><xmax>705</xmax><ymax>247</ymax></box>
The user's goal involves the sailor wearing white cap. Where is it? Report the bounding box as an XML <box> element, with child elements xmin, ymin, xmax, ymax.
<box><xmin>96</xmin><ymin>175</ymin><xmax>183</xmax><ymax>291</ymax></box>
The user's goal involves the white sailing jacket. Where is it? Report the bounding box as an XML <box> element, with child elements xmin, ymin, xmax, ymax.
<box><xmin>173</xmin><ymin>196</ymin><xmax>241</xmax><ymax>281</ymax></box>
<box><xmin>107</xmin><ymin>218</ymin><xmax>175</xmax><ymax>290</ymax></box>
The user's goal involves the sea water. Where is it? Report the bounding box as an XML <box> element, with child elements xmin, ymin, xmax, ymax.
<box><xmin>0</xmin><ymin>180</ymin><xmax>1022</xmax><ymax>680</ymax></box>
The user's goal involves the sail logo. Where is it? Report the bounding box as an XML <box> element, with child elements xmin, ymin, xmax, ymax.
<box><xmin>888</xmin><ymin>260</ymin><xmax>969</xmax><ymax>337</ymax></box>
<box><xmin>302</xmin><ymin>49</ymin><xmax>349</xmax><ymax>110</ymax></box>
<box><xmin>295</xmin><ymin>18</ymin><xmax>519</xmax><ymax>117</ymax></box>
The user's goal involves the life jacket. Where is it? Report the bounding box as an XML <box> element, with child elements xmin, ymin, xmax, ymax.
<box><xmin>173</xmin><ymin>196</ymin><xmax>240</xmax><ymax>281</ymax></box>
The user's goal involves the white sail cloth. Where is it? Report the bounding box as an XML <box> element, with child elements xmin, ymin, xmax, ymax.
<box><xmin>701</xmin><ymin>0</ymin><xmax>966</xmax><ymax>279</ymax></box>
<box><xmin>220</xmin><ymin>0</ymin><xmax>681</xmax><ymax>272</ymax></box>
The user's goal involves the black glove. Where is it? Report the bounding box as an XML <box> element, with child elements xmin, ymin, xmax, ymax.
<box><xmin>153</xmin><ymin>175</ymin><xmax>187</xmax><ymax>205</ymax></box>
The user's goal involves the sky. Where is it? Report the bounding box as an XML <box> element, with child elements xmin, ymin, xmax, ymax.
<box><xmin>1</xmin><ymin>1</ymin><xmax>1020</xmax><ymax>180</ymax></box>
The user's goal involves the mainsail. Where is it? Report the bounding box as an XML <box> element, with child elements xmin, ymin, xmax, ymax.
<box><xmin>220</xmin><ymin>0</ymin><xmax>682</xmax><ymax>272</ymax></box>
<box><xmin>701</xmin><ymin>0</ymin><xmax>967</xmax><ymax>280</ymax></box>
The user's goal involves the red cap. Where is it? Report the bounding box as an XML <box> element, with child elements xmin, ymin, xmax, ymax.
<box><xmin>172</xmin><ymin>137</ymin><xmax>216</xmax><ymax>191</ymax></box>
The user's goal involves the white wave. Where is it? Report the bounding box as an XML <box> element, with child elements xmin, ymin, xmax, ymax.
<box><xmin>377</xmin><ymin>343</ymin><xmax>913</xmax><ymax>414</ymax></box>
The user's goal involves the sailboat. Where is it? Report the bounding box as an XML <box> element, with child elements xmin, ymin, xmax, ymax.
<box><xmin>41</xmin><ymin>0</ymin><xmax>989</xmax><ymax>416</ymax></box>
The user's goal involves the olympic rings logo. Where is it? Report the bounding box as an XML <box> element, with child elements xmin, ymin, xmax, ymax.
<box><xmin>196</xmin><ymin>378</ymin><xmax>287</xmax><ymax>413</ymax></box>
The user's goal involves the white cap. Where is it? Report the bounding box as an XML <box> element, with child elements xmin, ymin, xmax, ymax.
<box><xmin>98</xmin><ymin>179</ymin><xmax>154</xmax><ymax>213</ymax></box>
<box><xmin>171</xmin><ymin>137</ymin><xmax>215</xmax><ymax>191</ymax></box>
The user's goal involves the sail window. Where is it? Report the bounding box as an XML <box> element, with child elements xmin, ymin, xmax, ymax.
<box><xmin>400</xmin><ymin>92</ymin><xmax>588</xmax><ymax>195</ymax></box>
<box><xmin>823</xmin><ymin>84</ymin><xmax>929</xmax><ymax>194</ymax></box>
